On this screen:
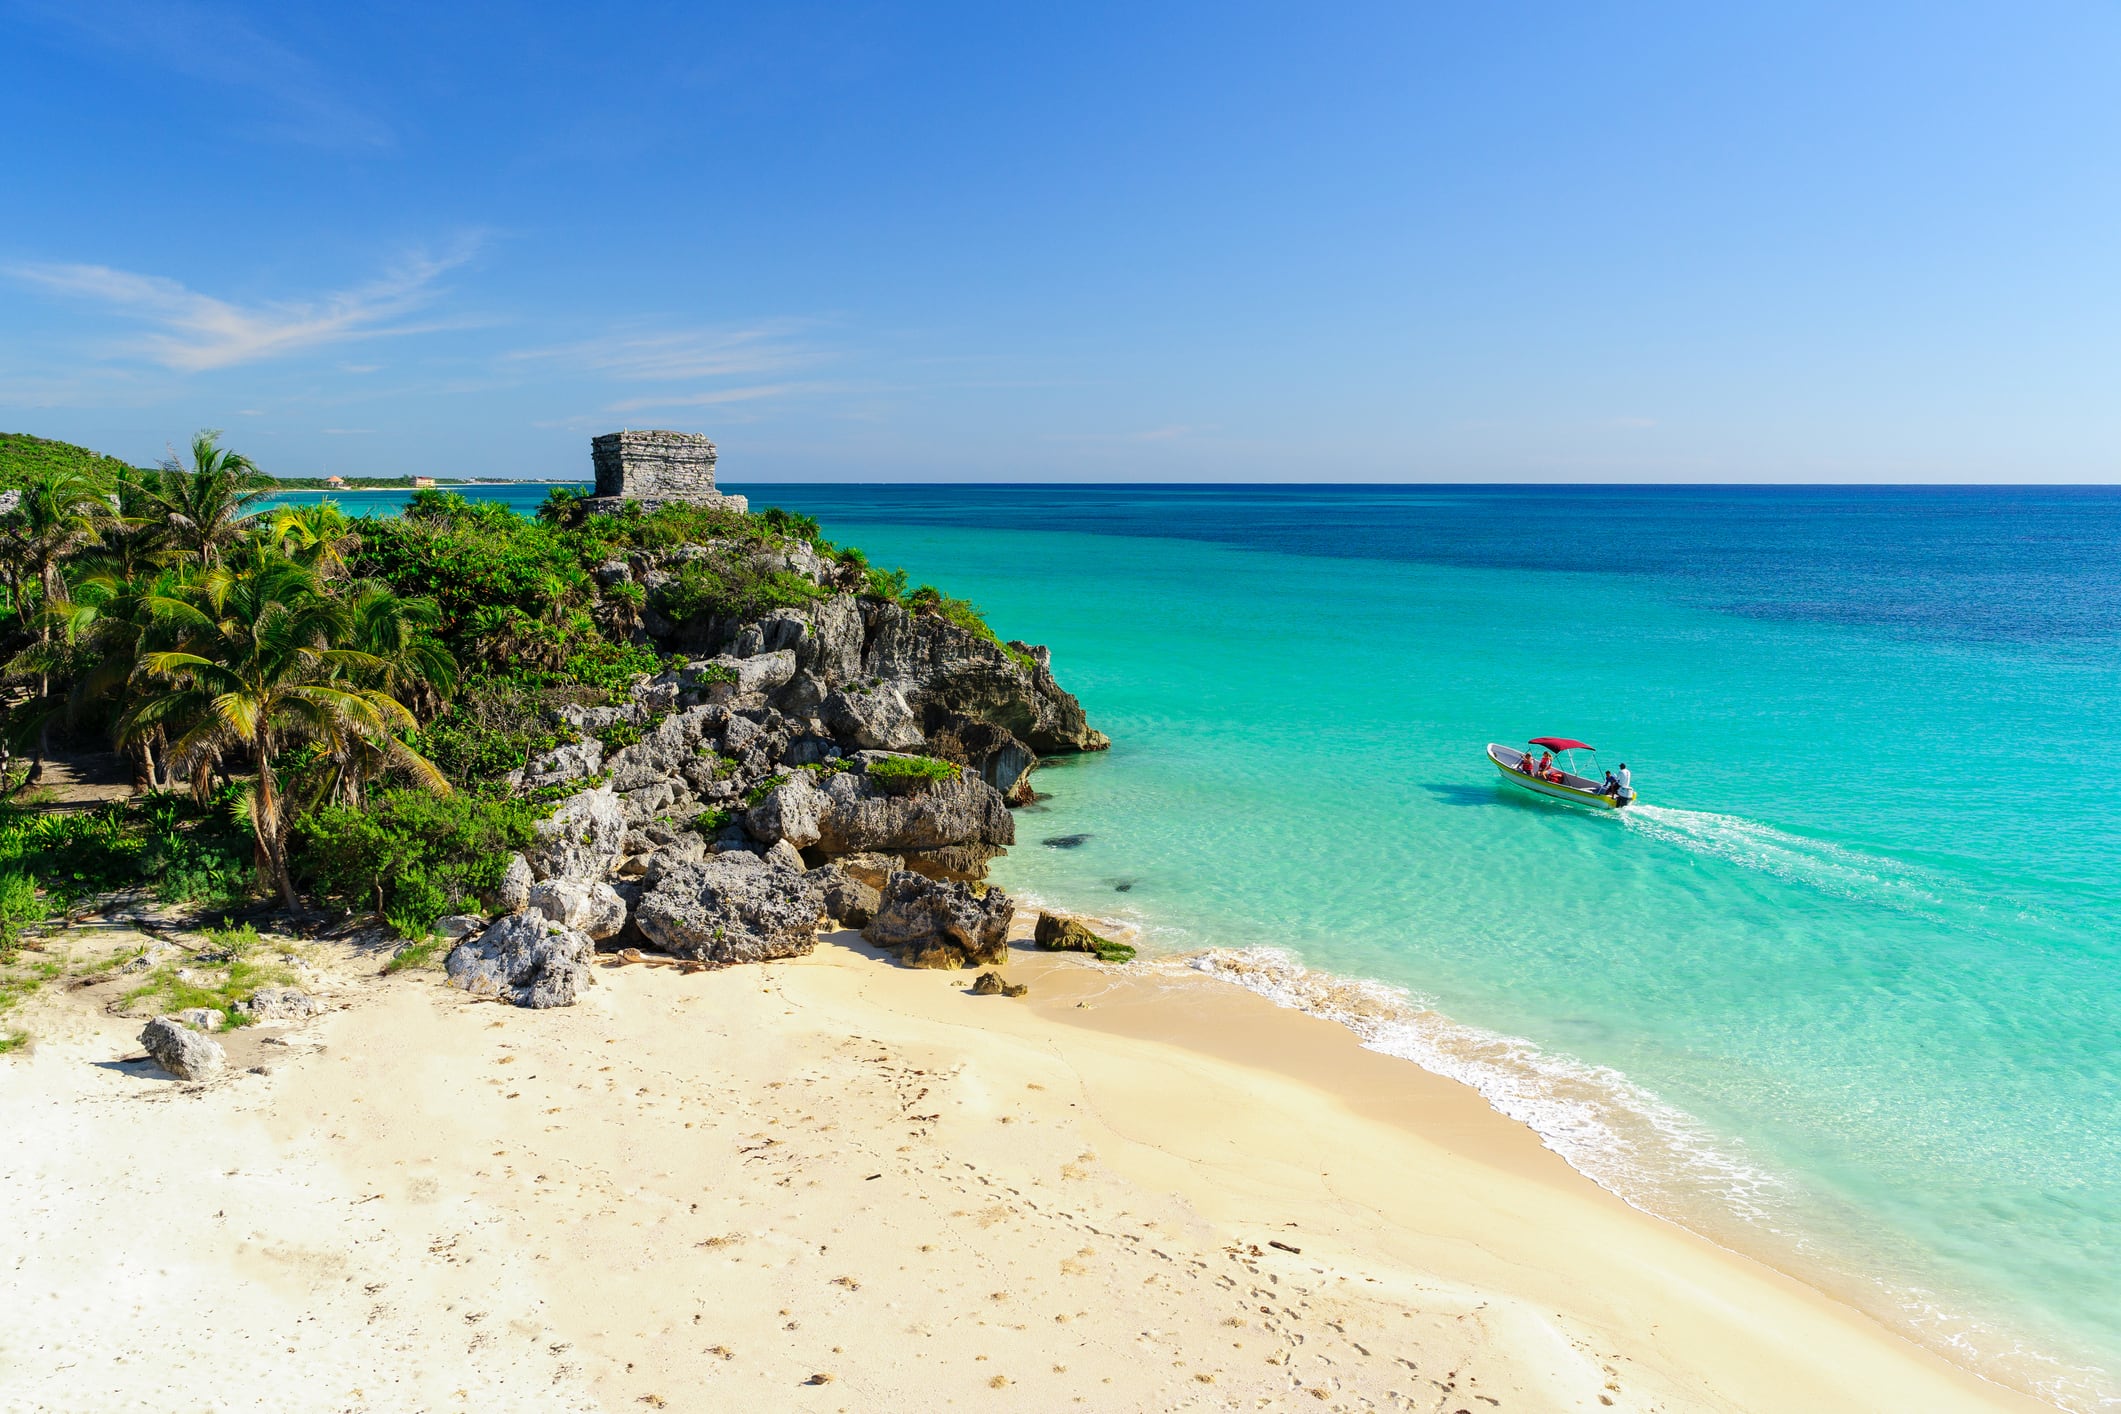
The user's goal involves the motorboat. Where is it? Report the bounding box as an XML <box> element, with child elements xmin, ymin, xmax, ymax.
<box><xmin>1487</xmin><ymin>737</ymin><xmax>1636</xmax><ymax>809</ymax></box>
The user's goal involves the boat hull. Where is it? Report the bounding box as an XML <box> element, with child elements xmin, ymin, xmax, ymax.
<box><xmin>1486</xmin><ymin>744</ymin><xmax>1633</xmax><ymax>809</ymax></box>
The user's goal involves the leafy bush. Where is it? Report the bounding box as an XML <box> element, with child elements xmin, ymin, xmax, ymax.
<box><xmin>0</xmin><ymin>870</ymin><xmax>36</xmax><ymax>950</ymax></box>
<box><xmin>599</xmin><ymin>721</ymin><xmax>644</xmax><ymax>752</ymax></box>
<box><xmin>864</xmin><ymin>755</ymin><xmax>960</xmax><ymax>794</ymax></box>
<box><xmin>759</xmin><ymin>506</ymin><xmax>823</xmax><ymax>544</ymax></box>
<box><xmin>0</xmin><ymin>793</ymin><xmax>256</xmax><ymax>920</ymax></box>
<box><xmin>655</xmin><ymin>557</ymin><xmax>826</xmax><ymax>624</ymax></box>
<box><xmin>297</xmin><ymin>791</ymin><xmax>542</xmax><ymax>938</ymax></box>
<box><xmin>412</xmin><ymin>675</ymin><xmax>564</xmax><ymax>784</ymax></box>
<box><xmin>742</xmin><ymin>774</ymin><xmax>789</xmax><ymax>808</ymax></box>
<box><xmin>692</xmin><ymin>807</ymin><xmax>732</xmax><ymax>835</ymax></box>
<box><xmin>864</xmin><ymin>566</ymin><xmax>909</xmax><ymax>601</ymax></box>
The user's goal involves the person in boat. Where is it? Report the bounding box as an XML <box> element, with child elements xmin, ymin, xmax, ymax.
<box><xmin>1537</xmin><ymin>750</ymin><xmax>1557</xmax><ymax>781</ymax></box>
<box><xmin>1601</xmin><ymin>769</ymin><xmax>1622</xmax><ymax>797</ymax></box>
<box><xmin>1615</xmin><ymin>762</ymin><xmax>1631</xmax><ymax>798</ymax></box>
<box><xmin>1518</xmin><ymin>750</ymin><xmax>1537</xmax><ymax>776</ymax></box>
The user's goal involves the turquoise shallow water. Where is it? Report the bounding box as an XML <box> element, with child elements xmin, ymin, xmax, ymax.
<box><xmin>297</xmin><ymin>482</ymin><xmax>2121</xmax><ymax>1406</ymax></box>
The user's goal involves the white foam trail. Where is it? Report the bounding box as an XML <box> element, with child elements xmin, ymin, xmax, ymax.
<box><xmin>1182</xmin><ymin>945</ymin><xmax>1783</xmax><ymax>1223</ymax></box>
<box><xmin>1621</xmin><ymin>803</ymin><xmax>1946</xmax><ymax>911</ymax></box>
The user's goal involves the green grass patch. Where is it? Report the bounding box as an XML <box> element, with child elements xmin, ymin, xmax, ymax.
<box><xmin>864</xmin><ymin>754</ymin><xmax>960</xmax><ymax>794</ymax></box>
<box><xmin>121</xmin><ymin>923</ymin><xmax>295</xmax><ymax>1028</ymax></box>
<box><xmin>384</xmin><ymin>935</ymin><xmax>449</xmax><ymax>973</ymax></box>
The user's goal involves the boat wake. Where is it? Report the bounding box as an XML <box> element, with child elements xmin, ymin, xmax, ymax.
<box><xmin>1620</xmin><ymin>803</ymin><xmax>1948</xmax><ymax>913</ymax></box>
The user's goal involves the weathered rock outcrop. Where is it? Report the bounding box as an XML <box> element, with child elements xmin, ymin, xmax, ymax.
<box><xmin>970</xmin><ymin>970</ymin><xmax>1027</xmax><ymax>997</ymax></box>
<box><xmin>923</xmin><ymin>712</ymin><xmax>1040</xmax><ymax>804</ymax></box>
<box><xmin>527</xmin><ymin>878</ymin><xmax>629</xmax><ymax>940</ymax></box>
<box><xmin>862</xmin><ymin>872</ymin><xmax>1014</xmax><ymax>969</ymax></box>
<box><xmin>632</xmin><ymin>853</ymin><xmax>824</xmax><ymax>965</ymax></box>
<box><xmin>140</xmin><ymin>1016</ymin><xmax>225</xmax><ymax>1080</ymax></box>
<box><xmin>524</xmin><ymin>787</ymin><xmax>627</xmax><ymax>882</ymax></box>
<box><xmin>809</xmin><ymin>864</ymin><xmax>880</xmax><ymax>928</ymax></box>
<box><xmin>445</xmin><ymin>913</ymin><xmax>597</xmax><ymax>1008</ymax></box>
<box><xmin>1033</xmin><ymin>911</ymin><xmax>1136</xmax><ymax>963</ymax></box>
<box><xmin>480</xmin><ymin>508</ymin><xmax>1108</xmax><ymax>976</ymax></box>
<box><xmin>811</xmin><ymin>764</ymin><xmax>1015</xmax><ymax>856</ymax></box>
<box><xmin>856</xmin><ymin>603</ymin><xmax>1106</xmax><ymax>756</ymax></box>
<box><xmin>821</xmin><ymin>683</ymin><xmax>924</xmax><ymax>751</ymax></box>
<box><xmin>490</xmin><ymin>853</ymin><xmax>534</xmax><ymax>913</ymax></box>
<box><xmin>521</xmin><ymin>737</ymin><xmax>602</xmax><ymax>790</ymax></box>
<box><xmin>235</xmin><ymin>987</ymin><xmax>323</xmax><ymax>1023</ymax></box>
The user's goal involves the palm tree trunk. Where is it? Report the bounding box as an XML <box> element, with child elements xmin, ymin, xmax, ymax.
<box><xmin>254</xmin><ymin>737</ymin><xmax>301</xmax><ymax>913</ymax></box>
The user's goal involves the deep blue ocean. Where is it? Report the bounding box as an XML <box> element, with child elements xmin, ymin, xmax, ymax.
<box><xmin>283</xmin><ymin>481</ymin><xmax>2121</xmax><ymax>1407</ymax></box>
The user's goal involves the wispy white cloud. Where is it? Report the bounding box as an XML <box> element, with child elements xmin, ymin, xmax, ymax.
<box><xmin>509</xmin><ymin>320</ymin><xmax>835</xmax><ymax>421</ymax></box>
<box><xmin>607</xmin><ymin>383</ymin><xmax>808</xmax><ymax>413</ymax></box>
<box><xmin>1043</xmin><ymin>423</ymin><xmax>1216</xmax><ymax>444</ymax></box>
<box><xmin>7</xmin><ymin>246</ymin><xmax>477</xmax><ymax>371</ymax></box>
<box><xmin>13</xmin><ymin>0</ymin><xmax>391</xmax><ymax>149</ymax></box>
<box><xmin>508</xmin><ymin>323</ymin><xmax>823</xmax><ymax>382</ymax></box>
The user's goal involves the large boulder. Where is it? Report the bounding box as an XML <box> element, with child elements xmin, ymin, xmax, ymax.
<box><xmin>524</xmin><ymin>786</ymin><xmax>627</xmax><ymax>882</ymax></box>
<box><xmin>835</xmin><ymin>852</ymin><xmax>903</xmax><ymax>890</ymax></box>
<box><xmin>527</xmin><ymin>878</ymin><xmax>630</xmax><ymax>940</ymax></box>
<box><xmin>489</xmin><ymin>853</ymin><xmax>534</xmax><ymax>912</ymax></box>
<box><xmin>808</xmin><ymin>864</ymin><xmax>880</xmax><ymax>928</ymax></box>
<box><xmin>924</xmin><ymin>713</ymin><xmax>1040</xmax><ymax>804</ymax></box>
<box><xmin>814</xmin><ymin>766</ymin><xmax>1015</xmax><ymax>858</ymax></box>
<box><xmin>445</xmin><ymin>913</ymin><xmax>597</xmax><ymax>1008</ymax></box>
<box><xmin>797</xmin><ymin>594</ymin><xmax>865</xmax><ymax>685</ymax></box>
<box><xmin>821</xmin><ymin>683</ymin><xmax>925</xmax><ymax>752</ymax></box>
<box><xmin>235</xmin><ymin>987</ymin><xmax>324</xmax><ymax>1023</ymax></box>
<box><xmin>857</xmin><ymin>601</ymin><xmax>1107</xmax><ymax>755</ymax></box>
<box><xmin>742</xmin><ymin>775</ymin><xmax>824</xmax><ymax>848</ymax></box>
<box><xmin>693</xmin><ymin>650</ymin><xmax>798</xmax><ymax>704</ymax></box>
<box><xmin>632</xmin><ymin>853</ymin><xmax>825</xmax><ymax>965</ymax></box>
<box><xmin>520</xmin><ymin>738</ymin><xmax>603</xmax><ymax>791</ymax></box>
<box><xmin>139</xmin><ymin>1016</ymin><xmax>225</xmax><ymax>1081</ymax></box>
<box><xmin>862</xmin><ymin>872</ymin><xmax>1014</xmax><ymax>969</ymax></box>
<box><xmin>605</xmin><ymin>705</ymin><xmax>721</xmax><ymax>792</ymax></box>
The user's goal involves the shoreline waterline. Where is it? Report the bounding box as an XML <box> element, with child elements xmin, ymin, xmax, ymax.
<box><xmin>1011</xmin><ymin>858</ymin><xmax>2102</xmax><ymax>1408</ymax></box>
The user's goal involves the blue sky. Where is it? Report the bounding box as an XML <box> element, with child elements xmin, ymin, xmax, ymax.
<box><xmin>3</xmin><ymin>2</ymin><xmax>2119</xmax><ymax>482</ymax></box>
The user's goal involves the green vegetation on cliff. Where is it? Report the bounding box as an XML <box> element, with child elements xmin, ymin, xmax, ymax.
<box><xmin>0</xmin><ymin>433</ymin><xmax>141</xmax><ymax>492</ymax></box>
<box><xmin>0</xmin><ymin>428</ymin><xmax>1030</xmax><ymax>948</ymax></box>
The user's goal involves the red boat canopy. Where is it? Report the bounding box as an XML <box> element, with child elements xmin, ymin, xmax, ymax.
<box><xmin>1527</xmin><ymin>737</ymin><xmax>1595</xmax><ymax>752</ymax></box>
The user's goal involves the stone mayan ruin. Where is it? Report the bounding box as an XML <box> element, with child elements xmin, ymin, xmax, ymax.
<box><xmin>584</xmin><ymin>429</ymin><xmax>748</xmax><ymax>514</ymax></box>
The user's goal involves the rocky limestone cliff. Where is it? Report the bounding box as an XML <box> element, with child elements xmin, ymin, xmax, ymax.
<box><xmin>447</xmin><ymin>528</ymin><xmax>1105</xmax><ymax>1006</ymax></box>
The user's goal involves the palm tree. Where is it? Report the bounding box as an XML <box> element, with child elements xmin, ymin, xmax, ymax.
<box><xmin>49</xmin><ymin>563</ymin><xmax>195</xmax><ymax>789</ymax></box>
<box><xmin>271</xmin><ymin>501</ymin><xmax>360</xmax><ymax>579</ymax></box>
<box><xmin>0</xmin><ymin>469</ymin><xmax>110</xmax><ymax>633</ymax></box>
<box><xmin>122</xmin><ymin>551</ymin><xmax>448</xmax><ymax>909</ymax></box>
<box><xmin>151</xmin><ymin>430</ymin><xmax>273</xmax><ymax>565</ymax></box>
<box><xmin>0</xmin><ymin>469</ymin><xmax>113</xmax><ymax>781</ymax></box>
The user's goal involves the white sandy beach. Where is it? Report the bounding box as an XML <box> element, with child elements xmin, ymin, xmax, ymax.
<box><xmin>0</xmin><ymin>925</ymin><xmax>2046</xmax><ymax>1413</ymax></box>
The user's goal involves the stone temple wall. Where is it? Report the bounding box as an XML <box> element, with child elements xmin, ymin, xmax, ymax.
<box><xmin>585</xmin><ymin>430</ymin><xmax>748</xmax><ymax>514</ymax></box>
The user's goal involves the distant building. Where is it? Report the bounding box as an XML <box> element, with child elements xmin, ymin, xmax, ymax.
<box><xmin>584</xmin><ymin>429</ymin><xmax>747</xmax><ymax>514</ymax></box>
<box><xmin>411</xmin><ymin>476</ymin><xmax>436</xmax><ymax>488</ymax></box>
<box><xmin>324</xmin><ymin>475</ymin><xmax>347</xmax><ymax>487</ymax></box>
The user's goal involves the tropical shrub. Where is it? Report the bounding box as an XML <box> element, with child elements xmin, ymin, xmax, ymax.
<box><xmin>865</xmin><ymin>754</ymin><xmax>959</xmax><ymax>794</ymax></box>
<box><xmin>297</xmin><ymin>790</ymin><xmax>541</xmax><ymax>938</ymax></box>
